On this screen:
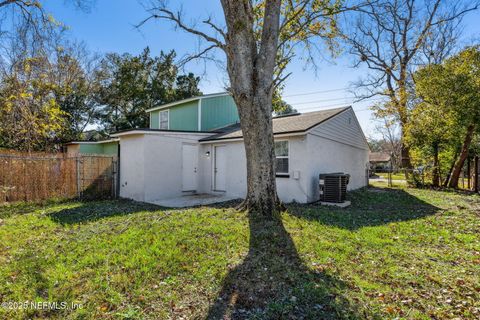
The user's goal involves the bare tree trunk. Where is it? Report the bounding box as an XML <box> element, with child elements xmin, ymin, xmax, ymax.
<box><xmin>443</xmin><ymin>149</ymin><xmax>459</xmax><ymax>187</ymax></box>
<box><xmin>400</xmin><ymin>141</ymin><xmax>413</xmax><ymax>169</ymax></box>
<box><xmin>221</xmin><ymin>0</ymin><xmax>283</xmax><ymax>216</ymax></box>
<box><xmin>235</xmin><ymin>95</ymin><xmax>281</xmax><ymax>214</ymax></box>
<box><xmin>140</xmin><ymin>0</ymin><xmax>287</xmax><ymax>216</ymax></box>
<box><xmin>400</xmin><ymin>121</ymin><xmax>413</xmax><ymax>179</ymax></box>
<box><xmin>448</xmin><ymin>123</ymin><xmax>476</xmax><ymax>188</ymax></box>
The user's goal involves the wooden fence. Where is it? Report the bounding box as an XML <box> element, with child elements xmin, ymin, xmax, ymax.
<box><xmin>0</xmin><ymin>152</ymin><xmax>118</xmax><ymax>203</ymax></box>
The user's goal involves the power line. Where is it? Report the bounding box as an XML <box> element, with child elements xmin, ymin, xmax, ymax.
<box><xmin>295</xmin><ymin>102</ymin><xmax>352</xmax><ymax>111</ymax></box>
<box><xmin>288</xmin><ymin>96</ymin><xmax>357</xmax><ymax>105</ymax></box>
<box><xmin>292</xmin><ymin>97</ymin><xmax>383</xmax><ymax>111</ymax></box>
<box><xmin>354</xmin><ymin>108</ymin><xmax>372</xmax><ymax>112</ymax></box>
<box><xmin>283</xmin><ymin>87</ymin><xmax>350</xmax><ymax>97</ymax></box>
<box><xmin>294</xmin><ymin>103</ymin><xmax>373</xmax><ymax>114</ymax></box>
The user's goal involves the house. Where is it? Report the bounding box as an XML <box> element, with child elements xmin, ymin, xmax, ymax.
<box><xmin>369</xmin><ymin>152</ymin><xmax>392</xmax><ymax>172</ymax></box>
<box><xmin>108</xmin><ymin>92</ymin><xmax>370</xmax><ymax>205</ymax></box>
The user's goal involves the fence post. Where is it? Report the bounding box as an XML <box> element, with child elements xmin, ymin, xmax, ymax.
<box><xmin>467</xmin><ymin>156</ymin><xmax>471</xmax><ymax>190</ymax></box>
<box><xmin>474</xmin><ymin>155</ymin><xmax>479</xmax><ymax>193</ymax></box>
<box><xmin>115</xmin><ymin>158</ymin><xmax>120</xmax><ymax>198</ymax></box>
<box><xmin>76</xmin><ymin>156</ymin><xmax>81</xmax><ymax>198</ymax></box>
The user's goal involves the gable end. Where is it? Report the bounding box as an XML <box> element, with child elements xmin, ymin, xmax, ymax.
<box><xmin>307</xmin><ymin>107</ymin><xmax>369</xmax><ymax>150</ymax></box>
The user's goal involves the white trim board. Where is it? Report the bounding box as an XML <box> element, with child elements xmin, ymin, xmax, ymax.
<box><xmin>66</xmin><ymin>139</ymin><xmax>119</xmax><ymax>145</ymax></box>
<box><xmin>199</xmin><ymin>132</ymin><xmax>307</xmax><ymax>144</ymax></box>
<box><xmin>111</xmin><ymin>130</ymin><xmax>213</xmax><ymax>138</ymax></box>
<box><xmin>198</xmin><ymin>99</ymin><xmax>202</xmax><ymax>131</ymax></box>
<box><xmin>159</xmin><ymin>109</ymin><xmax>169</xmax><ymax>130</ymax></box>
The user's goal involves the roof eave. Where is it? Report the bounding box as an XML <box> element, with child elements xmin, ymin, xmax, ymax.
<box><xmin>110</xmin><ymin>129</ymin><xmax>215</xmax><ymax>138</ymax></box>
<box><xmin>199</xmin><ymin>131</ymin><xmax>307</xmax><ymax>144</ymax></box>
<box><xmin>145</xmin><ymin>92</ymin><xmax>230</xmax><ymax>113</ymax></box>
<box><xmin>65</xmin><ymin>138</ymin><xmax>119</xmax><ymax>145</ymax></box>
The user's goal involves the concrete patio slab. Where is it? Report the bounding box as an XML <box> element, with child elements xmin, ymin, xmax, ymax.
<box><xmin>148</xmin><ymin>193</ymin><xmax>237</xmax><ymax>208</ymax></box>
<box><xmin>319</xmin><ymin>200</ymin><xmax>351</xmax><ymax>208</ymax></box>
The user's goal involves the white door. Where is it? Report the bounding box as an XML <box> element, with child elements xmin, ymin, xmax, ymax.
<box><xmin>182</xmin><ymin>144</ymin><xmax>198</xmax><ymax>191</ymax></box>
<box><xmin>214</xmin><ymin>145</ymin><xmax>227</xmax><ymax>191</ymax></box>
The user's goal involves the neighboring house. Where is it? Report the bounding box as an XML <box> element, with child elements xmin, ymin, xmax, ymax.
<box><xmin>65</xmin><ymin>139</ymin><xmax>119</xmax><ymax>157</ymax></box>
<box><xmin>108</xmin><ymin>92</ymin><xmax>370</xmax><ymax>204</ymax></box>
<box><xmin>369</xmin><ymin>152</ymin><xmax>391</xmax><ymax>171</ymax></box>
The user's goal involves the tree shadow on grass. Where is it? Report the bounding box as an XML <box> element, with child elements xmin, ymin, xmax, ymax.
<box><xmin>206</xmin><ymin>212</ymin><xmax>372</xmax><ymax>319</ymax></box>
<box><xmin>287</xmin><ymin>187</ymin><xmax>440</xmax><ymax>231</ymax></box>
<box><xmin>48</xmin><ymin>199</ymin><xmax>162</xmax><ymax>225</ymax></box>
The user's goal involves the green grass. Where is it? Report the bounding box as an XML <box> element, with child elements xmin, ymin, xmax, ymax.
<box><xmin>376</xmin><ymin>173</ymin><xmax>406</xmax><ymax>181</ymax></box>
<box><xmin>0</xmin><ymin>186</ymin><xmax>479</xmax><ymax>319</ymax></box>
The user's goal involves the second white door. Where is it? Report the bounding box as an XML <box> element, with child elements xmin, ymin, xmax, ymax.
<box><xmin>214</xmin><ymin>145</ymin><xmax>227</xmax><ymax>191</ymax></box>
<box><xmin>182</xmin><ymin>144</ymin><xmax>198</xmax><ymax>191</ymax></box>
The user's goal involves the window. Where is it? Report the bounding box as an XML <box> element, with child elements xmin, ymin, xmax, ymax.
<box><xmin>159</xmin><ymin>110</ymin><xmax>169</xmax><ymax>129</ymax></box>
<box><xmin>275</xmin><ymin>140</ymin><xmax>289</xmax><ymax>176</ymax></box>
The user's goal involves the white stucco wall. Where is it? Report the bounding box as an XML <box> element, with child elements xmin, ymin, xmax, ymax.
<box><xmin>198</xmin><ymin>136</ymin><xmax>310</xmax><ymax>203</ymax></box>
<box><xmin>304</xmin><ymin>108</ymin><xmax>370</xmax><ymax>202</ymax></box>
<box><xmin>119</xmin><ymin>134</ymin><xmax>146</xmax><ymax>202</ymax></box>
<box><xmin>119</xmin><ymin>132</ymin><xmax>211</xmax><ymax>202</ymax></box>
<box><xmin>304</xmin><ymin>134</ymin><xmax>369</xmax><ymax>202</ymax></box>
<box><xmin>198</xmin><ymin>141</ymin><xmax>247</xmax><ymax>198</ymax></box>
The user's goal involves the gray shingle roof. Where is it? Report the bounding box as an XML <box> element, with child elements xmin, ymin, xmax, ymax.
<box><xmin>200</xmin><ymin>106</ymin><xmax>350</xmax><ymax>142</ymax></box>
<box><xmin>369</xmin><ymin>152</ymin><xmax>391</xmax><ymax>162</ymax></box>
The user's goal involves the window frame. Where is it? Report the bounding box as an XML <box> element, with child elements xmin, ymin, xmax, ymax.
<box><xmin>274</xmin><ymin>140</ymin><xmax>289</xmax><ymax>177</ymax></box>
<box><xmin>159</xmin><ymin>110</ymin><xmax>169</xmax><ymax>130</ymax></box>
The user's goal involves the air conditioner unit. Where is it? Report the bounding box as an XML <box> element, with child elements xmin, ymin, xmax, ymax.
<box><xmin>319</xmin><ymin>173</ymin><xmax>350</xmax><ymax>203</ymax></box>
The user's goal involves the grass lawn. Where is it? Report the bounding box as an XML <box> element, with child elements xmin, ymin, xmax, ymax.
<box><xmin>376</xmin><ymin>173</ymin><xmax>406</xmax><ymax>181</ymax></box>
<box><xmin>0</xmin><ymin>186</ymin><xmax>479</xmax><ymax>319</ymax></box>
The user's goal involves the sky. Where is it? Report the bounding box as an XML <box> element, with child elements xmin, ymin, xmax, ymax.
<box><xmin>45</xmin><ymin>0</ymin><xmax>480</xmax><ymax>138</ymax></box>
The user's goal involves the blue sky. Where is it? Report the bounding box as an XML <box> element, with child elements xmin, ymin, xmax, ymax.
<box><xmin>45</xmin><ymin>0</ymin><xmax>480</xmax><ymax>137</ymax></box>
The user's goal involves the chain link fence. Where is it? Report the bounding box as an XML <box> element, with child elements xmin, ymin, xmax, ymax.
<box><xmin>369</xmin><ymin>156</ymin><xmax>479</xmax><ymax>192</ymax></box>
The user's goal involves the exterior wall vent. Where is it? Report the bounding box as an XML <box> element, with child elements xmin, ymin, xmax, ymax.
<box><xmin>319</xmin><ymin>173</ymin><xmax>350</xmax><ymax>203</ymax></box>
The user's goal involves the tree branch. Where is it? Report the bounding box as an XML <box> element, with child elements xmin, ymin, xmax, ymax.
<box><xmin>137</xmin><ymin>7</ymin><xmax>226</xmax><ymax>50</ymax></box>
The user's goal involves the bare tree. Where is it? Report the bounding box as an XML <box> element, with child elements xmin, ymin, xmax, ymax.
<box><xmin>0</xmin><ymin>0</ymin><xmax>93</xmax><ymax>67</ymax></box>
<box><xmin>373</xmin><ymin>116</ymin><xmax>401</xmax><ymax>170</ymax></box>
<box><xmin>139</xmin><ymin>0</ymin><xmax>346</xmax><ymax>215</ymax></box>
<box><xmin>343</xmin><ymin>0</ymin><xmax>479</xmax><ymax>173</ymax></box>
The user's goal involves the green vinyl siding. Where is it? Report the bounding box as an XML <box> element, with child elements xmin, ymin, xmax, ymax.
<box><xmin>169</xmin><ymin>101</ymin><xmax>198</xmax><ymax>130</ymax></box>
<box><xmin>149</xmin><ymin>100</ymin><xmax>198</xmax><ymax>130</ymax></box>
<box><xmin>78</xmin><ymin>141</ymin><xmax>118</xmax><ymax>156</ymax></box>
<box><xmin>79</xmin><ymin>144</ymin><xmax>104</xmax><ymax>154</ymax></box>
<box><xmin>102</xmin><ymin>141</ymin><xmax>119</xmax><ymax>155</ymax></box>
<box><xmin>148</xmin><ymin>94</ymin><xmax>239</xmax><ymax>131</ymax></box>
<box><xmin>150</xmin><ymin>111</ymin><xmax>159</xmax><ymax>129</ymax></box>
<box><xmin>201</xmin><ymin>95</ymin><xmax>239</xmax><ymax>131</ymax></box>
